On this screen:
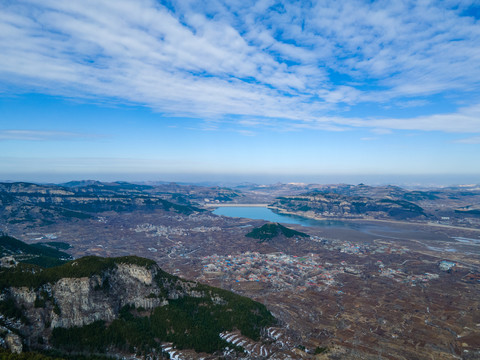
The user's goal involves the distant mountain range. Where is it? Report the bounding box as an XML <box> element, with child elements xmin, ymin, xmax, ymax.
<box><xmin>268</xmin><ymin>183</ymin><xmax>480</xmax><ymax>222</ymax></box>
<box><xmin>0</xmin><ymin>181</ymin><xmax>222</xmax><ymax>227</ymax></box>
<box><xmin>1</xmin><ymin>180</ymin><xmax>479</xmax><ymax>230</ymax></box>
<box><xmin>271</xmin><ymin>192</ymin><xmax>428</xmax><ymax>220</ymax></box>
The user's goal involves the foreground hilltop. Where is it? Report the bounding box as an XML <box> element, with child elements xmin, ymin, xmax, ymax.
<box><xmin>0</xmin><ymin>236</ymin><xmax>281</xmax><ymax>359</ymax></box>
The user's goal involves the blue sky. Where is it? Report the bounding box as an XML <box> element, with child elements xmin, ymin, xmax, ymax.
<box><xmin>1</xmin><ymin>0</ymin><xmax>479</xmax><ymax>185</ymax></box>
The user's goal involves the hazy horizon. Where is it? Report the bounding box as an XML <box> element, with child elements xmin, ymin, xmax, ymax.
<box><xmin>1</xmin><ymin>173</ymin><xmax>479</xmax><ymax>188</ymax></box>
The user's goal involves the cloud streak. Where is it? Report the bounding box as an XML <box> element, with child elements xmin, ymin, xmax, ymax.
<box><xmin>0</xmin><ymin>0</ymin><xmax>479</xmax><ymax>133</ymax></box>
<box><xmin>346</xmin><ymin>104</ymin><xmax>480</xmax><ymax>133</ymax></box>
<box><xmin>0</xmin><ymin>130</ymin><xmax>99</xmax><ymax>141</ymax></box>
<box><xmin>455</xmin><ymin>136</ymin><xmax>480</xmax><ymax>144</ymax></box>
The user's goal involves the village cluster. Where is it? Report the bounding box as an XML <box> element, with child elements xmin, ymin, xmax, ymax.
<box><xmin>376</xmin><ymin>260</ymin><xmax>440</xmax><ymax>286</ymax></box>
<box><xmin>309</xmin><ymin>236</ymin><xmax>409</xmax><ymax>256</ymax></box>
<box><xmin>133</xmin><ymin>223</ymin><xmax>221</xmax><ymax>237</ymax></box>
<box><xmin>201</xmin><ymin>248</ymin><xmax>446</xmax><ymax>292</ymax></box>
<box><xmin>201</xmin><ymin>251</ymin><xmax>345</xmax><ymax>292</ymax></box>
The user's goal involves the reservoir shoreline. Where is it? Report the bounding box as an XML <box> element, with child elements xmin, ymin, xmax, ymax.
<box><xmin>210</xmin><ymin>204</ymin><xmax>480</xmax><ymax>233</ymax></box>
<box><xmin>204</xmin><ymin>203</ymin><xmax>269</xmax><ymax>207</ymax></box>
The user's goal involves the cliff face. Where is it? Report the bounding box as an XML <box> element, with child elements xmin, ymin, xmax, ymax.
<box><xmin>49</xmin><ymin>263</ymin><xmax>163</xmax><ymax>328</ymax></box>
<box><xmin>1</xmin><ymin>256</ymin><xmax>275</xmax><ymax>356</ymax></box>
<box><xmin>52</xmin><ymin>276</ymin><xmax>116</xmax><ymax>327</ymax></box>
<box><xmin>2</xmin><ymin>259</ymin><xmax>192</xmax><ymax>350</ymax></box>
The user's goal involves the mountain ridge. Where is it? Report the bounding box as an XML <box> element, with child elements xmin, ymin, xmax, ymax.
<box><xmin>0</xmin><ymin>236</ymin><xmax>277</xmax><ymax>358</ymax></box>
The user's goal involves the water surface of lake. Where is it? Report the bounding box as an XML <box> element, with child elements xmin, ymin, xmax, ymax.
<box><xmin>212</xmin><ymin>206</ymin><xmax>432</xmax><ymax>238</ymax></box>
<box><xmin>212</xmin><ymin>206</ymin><xmax>474</xmax><ymax>249</ymax></box>
<box><xmin>212</xmin><ymin>206</ymin><xmax>356</xmax><ymax>229</ymax></box>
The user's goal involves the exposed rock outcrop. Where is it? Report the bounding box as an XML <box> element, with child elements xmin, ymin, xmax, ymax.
<box><xmin>0</xmin><ymin>245</ymin><xmax>276</xmax><ymax>358</ymax></box>
<box><xmin>5</xmin><ymin>333</ymin><xmax>22</xmax><ymax>353</ymax></box>
<box><xmin>0</xmin><ymin>258</ymin><xmax>199</xmax><ymax>350</ymax></box>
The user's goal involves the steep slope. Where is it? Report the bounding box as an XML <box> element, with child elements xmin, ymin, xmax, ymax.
<box><xmin>0</xmin><ymin>241</ymin><xmax>275</xmax><ymax>357</ymax></box>
<box><xmin>0</xmin><ymin>234</ymin><xmax>72</xmax><ymax>268</ymax></box>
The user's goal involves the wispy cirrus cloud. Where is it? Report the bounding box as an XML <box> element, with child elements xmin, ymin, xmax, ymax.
<box><xmin>341</xmin><ymin>104</ymin><xmax>480</xmax><ymax>133</ymax></box>
<box><xmin>455</xmin><ymin>136</ymin><xmax>480</xmax><ymax>144</ymax></box>
<box><xmin>0</xmin><ymin>0</ymin><xmax>480</xmax><ymax>133</ymax></box>
<box><xmin>0</xmin><ymin>130</ymin><xmax>99</xmax><ymax>141</ymax></box>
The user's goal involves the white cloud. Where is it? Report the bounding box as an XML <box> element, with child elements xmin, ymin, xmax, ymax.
<box><xmin>394</xmin><ymin>100</ymin><xmax>430</xmax><ymax>109</ymax></box>
<box><xmin>371</xmin><ymin>128</ymin><xmax>392</xmax><ymax>135</ymax></box>
<box><xmin>0</xmin><ymin>0</ymin><xmax>480</xmax><ymax>133</ymax></box>
<box><xmin>317</xmin><ymin>86</ymin><xmax>362</xmax><ymax>104</ymax></box>
<box><xmin>379</xmin><ymin>104</ymin><xmax>480</xmax><ymax>133</ymax></box>
<box><xmin>286</xmin><ymin>101</ymin><xmax>480</xmax><ymax>135</ymax></box>
<box><xmin>455</xmin><ymin>136</ymin><xmax>480</xmax><ymax>144</ymax></box>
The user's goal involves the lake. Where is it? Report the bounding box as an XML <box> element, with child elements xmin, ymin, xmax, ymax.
<box><xmin>212</xmin><ymin>206</ymin><xmax>357</xmax><ymax>229</ymax></box>
<box><xmin>212</xmin><ymin>206</ymin><xmax>475</xmax><ymax>252</ymax></box>
<box><xmin>211</xmin><ymin>205</ymin><xmax>432</xmax><ymax>239</ymax></box>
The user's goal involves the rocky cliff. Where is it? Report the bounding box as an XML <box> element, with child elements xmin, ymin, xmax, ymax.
<box><xmin>2</xmin><ymin>258</ymin><xmax>158</xmax><ymax>348</ymax></box>
<box><xmin>0</xmin><ymin>255</ymin><xmax>275</xmax><ymax>357</ymax></box>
